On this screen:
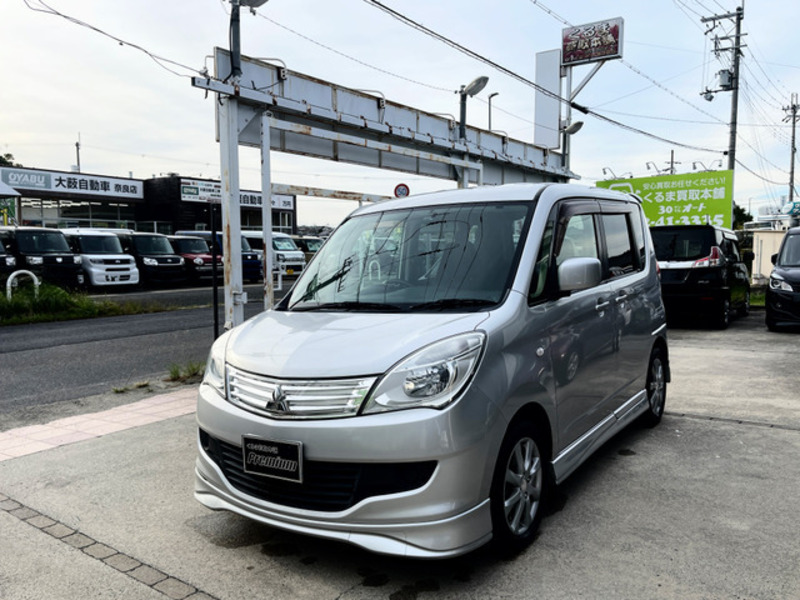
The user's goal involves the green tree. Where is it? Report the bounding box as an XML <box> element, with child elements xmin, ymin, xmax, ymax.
<box><xmin>0</xmin><ymin>152</ymin><xmax>22</xmax><ymax>167</ymax></box>
<box><xmin>733</xmin><ymin>203</ymin><xmax>752</xmax><ymax>230</ymax></box>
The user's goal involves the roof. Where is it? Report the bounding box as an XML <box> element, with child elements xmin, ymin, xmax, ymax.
<box><xmin>0</xmin><ymin>180</ymin><xmax>20</xmax><ymax>198</ymax></box>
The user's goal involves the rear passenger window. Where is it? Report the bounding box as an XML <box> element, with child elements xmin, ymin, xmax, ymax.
<box><xmin>602</xmin><ymin>213</ymin><xmax>635</xmax><ymax>278</ymax></box>
<box><xmin>630</xmin><ymin>210</ymin><xmax>647</xmax><ymax>268</ymax></box>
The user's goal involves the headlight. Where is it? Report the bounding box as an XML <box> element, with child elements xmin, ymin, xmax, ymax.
<box><xmin>178</xmin><ymin>257</ymin><xmax>185</xmax><ymax>265</ymax></box>
<box><xmin>769</xmin><ymin>274</ymin><xmax>793</xmax><ymax>292</ymax></box>
<box><xmin>363</xmin><ymin>332</ymin><xmax>485</xmax><ymax>414</ymax></box>
<box><xmin>143</xmin><ymin>257</ymin><xmax>158</xmax><ymax>266</ymax></box>
<box><xmin>277</xmin><ymin>253</ymin><xmax>285</xmax><ymax>262</ymax></box>
<box><xmin>27</xmin><ymin>256</ymin><xmax>44</xmax><ymax>265</ymax></box>
<box><xmin>193</xmin><ymin>257</ymin><xmax>204</xmax><ymax>266</ymax></box>
<box><xmin>5</xmin><ymin>256</ymin><xmax>15</xmax><ymax>267</ymax></box>
<box><xmin>202</xmin><ymin>331</ymin><xmax>232</xmax><ymax>398</ymax></box>
<box><xmin>89</xmin><ymin>258</ymin><xmax>103</xmax><ymax>265</ymax></box>
<box><xmin>73</xmin><ymin>256</ymin><xmax>82</xmax><ymax>265</ymax></box>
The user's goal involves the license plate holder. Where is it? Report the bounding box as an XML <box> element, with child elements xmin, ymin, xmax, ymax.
<box><xmin>242</xmin><ymin>436</ymin><xmax>303</xmax><ymax>483</ymax></box>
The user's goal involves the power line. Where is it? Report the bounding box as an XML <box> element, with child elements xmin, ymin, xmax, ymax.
<box><xmin>361</xmin><ymin>0</ymin><xmax>723</xmax><ymax>153</ymax></box>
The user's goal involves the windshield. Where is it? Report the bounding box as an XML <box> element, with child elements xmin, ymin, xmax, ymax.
<box><xmin>17</xmin><ymin>231</ymin><xmax>71</xmax><ymax>254</ymax></box>
<box><xmin>133</xmin><ymin>235</ymin><xmax>174</xmax><ymax>255</ymax></box>
<box><xmin>651</xmin><ymin>227</ymin><xmax>714</xmax><ymax>261</ymax></box>
<box><xmin>171</xmin><ymin>238</ymin><xmax>209</xmax><ymax>254</ymax></box>
<box><xmin>284</xmin><ymin>202</ymin><xmax>532</xmax><ymax>312</ymax></box>
<box><xmin>777</xmin><ymin>234</ymin><xmax>800</xmax><ymax>267</ymax></box>
<box><xmin>273</xmin><ymin>237</ymin><xmax>299</xmax><ymax>251</ymax></box>
<box><xmin>77</xmin><ymin>235</ymin><xmax>124</xmax><ymax>254</ymax></box>
<box><xmin>303</xmin><ymin>238</ymin><xmax>323</xmax><ymax>252</ymax></box>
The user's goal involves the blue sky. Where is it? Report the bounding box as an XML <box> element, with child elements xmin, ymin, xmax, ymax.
<box><xmin>2</xmin><ymin>0</ymin><xmax>798</xmax><ymax>225</ymax></box>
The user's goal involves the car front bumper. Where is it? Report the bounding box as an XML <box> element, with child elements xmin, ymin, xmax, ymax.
<box><xmin>194</xmin><ymin>383</ymin><xmax>497</xmax><ymax>558</ymax></box>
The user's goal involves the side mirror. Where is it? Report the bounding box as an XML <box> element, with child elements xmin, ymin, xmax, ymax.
<box><xmin>743</xmin><ymin>250</ymin><xmax>755</xmax><ymax>262</ymax></box>
<box><xmin>558</xmin><ymin>257</ymin><xmax>602</xmax><ymax>293</ymax></box>
<box><xmin>771</xmin><ymin>253</ymin><xmax>778</xmax><ymax>265</ymax></box>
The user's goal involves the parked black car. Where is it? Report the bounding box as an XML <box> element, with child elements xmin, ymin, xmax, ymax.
<box><xmin>651</xmin><ymin>224</ymin><xmax>752</xmax><ymax>329</ymax></box>
<box><xmin>0</xmin><ymin>226</ymin><xmax>84</xmax><ymax>288</ymax></box>
<box><xmin>0</xmin><ymin>236</ymin><xmax>17</xmax><ymax>283</ymax></box>
<box><xmin>766</xmin><ymin>226</ymin><xmax>800</xmax><ymax>331</ymax></box>
<box><xmin>113</xmin><ymin>231</ymin><xmax>185</xmax><ymax>286</ymax></box>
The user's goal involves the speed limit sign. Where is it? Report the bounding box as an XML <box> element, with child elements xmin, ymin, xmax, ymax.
<box><xmin>394</xmin><ymin>183</ymin><xmax>410</xmax><ymax>198</ymax></box>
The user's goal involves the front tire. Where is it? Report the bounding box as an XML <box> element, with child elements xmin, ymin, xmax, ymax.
<box><xmin>639</xmin><ymin>347</ymin><xmax>667</xmax><ymax>428</ymax></box>
<box><xmin>490</xmin><ymin>420</ymin><xmax>548</xmax><ymax>552</ymax></box>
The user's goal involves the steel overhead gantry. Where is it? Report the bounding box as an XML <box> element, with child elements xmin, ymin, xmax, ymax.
<box><xmin>192</xmin><ymin>47</ymin><xmax>572</xmax><ymax>328</ymax></box>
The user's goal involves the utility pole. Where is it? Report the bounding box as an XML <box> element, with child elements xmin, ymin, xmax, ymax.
<box><xmin>666</xmin><ymin>149</ymin><xmax>680</xmax><ymax>175</ymax></box>
<box><xmin>701</xmin><ymin>6</ymin><xmax>744</xmax><ymax>171</ymax></box>
<box><xmin>783</xmin><ymin>93</ymin><xmax>799</xmax><ymax>204</ymax></box>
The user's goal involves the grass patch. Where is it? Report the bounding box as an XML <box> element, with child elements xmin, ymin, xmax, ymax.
<box><xmin>751</xmin><ymin>286</ymin><xmax>766</xmax><ymax>308</ymax></box>
<box><xmin>0</xmin><ymin>282</ymin><xmax>168</xmax><ymax>326</ymax></box>
<box><xmin>166</xmin><ymin>360</ymin><xmax>206</xmax><ymax>383</ymax></box>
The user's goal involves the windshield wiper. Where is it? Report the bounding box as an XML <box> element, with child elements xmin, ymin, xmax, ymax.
<box><xmin>292</xmin><ymin>301</ymin><xmax>402</xmax><ymax>312</ymax></box>
<box><xmin>408</xmin><ymin>298</ymin><xmax>497</xmax><ymax>312</ymax></box>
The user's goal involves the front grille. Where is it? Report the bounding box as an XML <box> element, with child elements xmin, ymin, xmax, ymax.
<box><xmin>227</xmin><ymin>365</ymin><xmax>376</xmax><ymax>419</ymax></box>
<box><xmin>200</xmin><ymin>430</ymin><xmax>437</xmax><ymax>512</ymax></box>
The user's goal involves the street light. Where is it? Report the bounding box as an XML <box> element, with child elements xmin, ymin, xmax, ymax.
<box><xmin>646</xmin><ymin>161</ymin><xmax>664</xmax><ymax>174</ymax></box>
<box><xmin>488</xmin><ymin>92</ymin><xmax>499</xmax><ymax>130</ymax></box>
<box><xmin>602</xmin><ymin>167</ymin><xmax>618</xmax><ymax>179</ymax></box>
<box><xmin>229</xmin><ymin>0</ymin><xmax>270</xmax><ymax>79</ymax></box>
<box><xmin>459</xmin><ymin>76</ymin><xmax>489</xmax><ymax>140</ymax></box>
<box><xmin>692</xmin><ymin>159</ymin><xmax>723</xmax><ymax>171</ymax></box>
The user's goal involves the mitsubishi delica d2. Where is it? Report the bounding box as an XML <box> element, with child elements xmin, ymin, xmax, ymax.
<box><xmin>195</xmin><ymin>183</ymin><xmax>670</xmax><ymax>558</ymax></box>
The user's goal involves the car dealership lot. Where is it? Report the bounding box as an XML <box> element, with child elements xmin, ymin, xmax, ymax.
<box><xmin>1</xmin><ymin>312</ymin><xmax>798</xmax><ymax>600</ymax></box>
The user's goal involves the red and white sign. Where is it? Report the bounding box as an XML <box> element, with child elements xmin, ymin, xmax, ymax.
<box><xmin>562</xmin><ymin>17</ymin><xmax>624</xmax><ymax>67</ymax></box>
<box><xmin>394</xmin><ymin>183</ymin><xmax>410</xmax><ymax>198</ymax></box>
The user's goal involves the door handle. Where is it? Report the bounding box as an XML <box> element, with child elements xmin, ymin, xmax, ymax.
<box><xmin>615</xmin><ymin>293</ymin><xmax>628</xmax><ymax>304</ymax></box>
<box><xmin>596</xmin><ymin>299</ymin><xmax>610</xmax><ymax>312</ymax></box>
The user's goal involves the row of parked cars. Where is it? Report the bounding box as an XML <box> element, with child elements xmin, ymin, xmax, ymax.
<box><xmin>650</xmin><ymin>223</ymin><xmax>800</xmax><ymax>330</ymax></box>
<box><xmin>0</xmin><ymin>226</ymin><xmax>322</xmax><ymax>290</ymax></box>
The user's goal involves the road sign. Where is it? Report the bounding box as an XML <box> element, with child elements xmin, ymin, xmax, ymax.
<box><xmin>394</xmin><ymin>183</ymin><xmax>410</xmax><ymax>198</ymax></box>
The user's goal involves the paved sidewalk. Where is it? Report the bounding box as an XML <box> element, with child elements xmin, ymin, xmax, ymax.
<box><xmin>0</xmin><ymin>387</ymin><xmax>197</xmax><ymax>462</ymax></box>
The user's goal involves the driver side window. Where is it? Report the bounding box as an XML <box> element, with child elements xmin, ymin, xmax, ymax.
<box><xmin>556</xmin><ymin>214</ymin><xmax>599</xmax><ymax>266</ymax></box>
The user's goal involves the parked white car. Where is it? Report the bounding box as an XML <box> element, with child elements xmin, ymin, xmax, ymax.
<box><xmin>61</xmin><ymin>228</ymin><xmax>139</xmax><ymax>287</ymax></box>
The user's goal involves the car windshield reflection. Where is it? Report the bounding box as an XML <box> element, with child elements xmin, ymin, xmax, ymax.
<box><xmin>284</xmin><ymin>202</ymin><xmax>532</xmax><ymax>312</ymax></box>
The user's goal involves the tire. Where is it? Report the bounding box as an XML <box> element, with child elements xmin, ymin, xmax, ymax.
<box><xmin>490</xmin><ymin>420</ymin><xmax>549</xmax><ymax>553</ymax></box>
<box><xmin>638</xmin><ymin>347</ymin><xmax>667</xmax><ymax>428</ymax></box>
<box><xmin>715</xmin><ymin>298</ymin><xmax>731</xmax><ymax>329</ymax></box>
<box><xmin>737</xmin><ymin>290</ymin><xmax>751</xmax><ymax>317</ymax></box>
<box><xmin>766</xmin><ymin>311</ymin><xmax>778</xmax><ymax>332</ymax></box>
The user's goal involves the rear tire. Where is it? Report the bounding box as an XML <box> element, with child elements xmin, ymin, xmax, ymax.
<box><xmin>490</xmin><ymin>420</ymin><xmax>549</xmax><ymax>553</ymax></box>
<box><xmin>638</xmin><ymin>347</ymin><xmax>667</xmax><ymax>428</ymax></box>
<box><xmin>715</xmin><ymin>298</ymin><xmax>731</xmax><ymax>329</ymax></box>
<box><xmin>738</xmin><ymin>290</ymin><xmax>751</xmax><ymax>317</ymax></box>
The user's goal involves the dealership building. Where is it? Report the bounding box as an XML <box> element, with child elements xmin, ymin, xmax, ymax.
<box><xmin>0</xmin><ymin>166</ymin><xmax>298</xmax><ymax>234</ymax></box>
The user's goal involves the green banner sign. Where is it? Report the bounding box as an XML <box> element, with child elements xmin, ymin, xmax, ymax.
<box><xmin>596</xmin><ymin>170</ymin><xmax>734</xmax><ymax>228</ymax></box>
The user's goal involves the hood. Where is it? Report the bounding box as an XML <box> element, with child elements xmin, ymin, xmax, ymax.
<box><xmin>226</xmin><ymin>310</ymin><xmax>489</xmax><ymax>379</ymax></box>
<box><xmin>773</xmin><ymin>264</ymin><xmax>800</xmax><ymax>284</ymax></box>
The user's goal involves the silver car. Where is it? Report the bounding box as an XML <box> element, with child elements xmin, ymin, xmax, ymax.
<box><xmin>195</xmin><ymin>183</ymin><xmax>669</xmax><ymax>558</ymax></box>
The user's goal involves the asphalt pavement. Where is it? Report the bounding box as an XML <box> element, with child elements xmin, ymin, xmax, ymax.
<box><xmin>1</xmin><ymin>310</ymin><xmax>799</xmax><ymax>600</ymax></box>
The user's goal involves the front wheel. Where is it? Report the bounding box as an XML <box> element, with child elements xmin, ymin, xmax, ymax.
<box><xmin>490</xmin><ymin>421</ymin><xmax>549</xmax><ymax>553</ymax></box>
<box><xmin>638</xmin><ymin>347</ymin><xmax>667</xmax><ymax>428</ymax></box>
